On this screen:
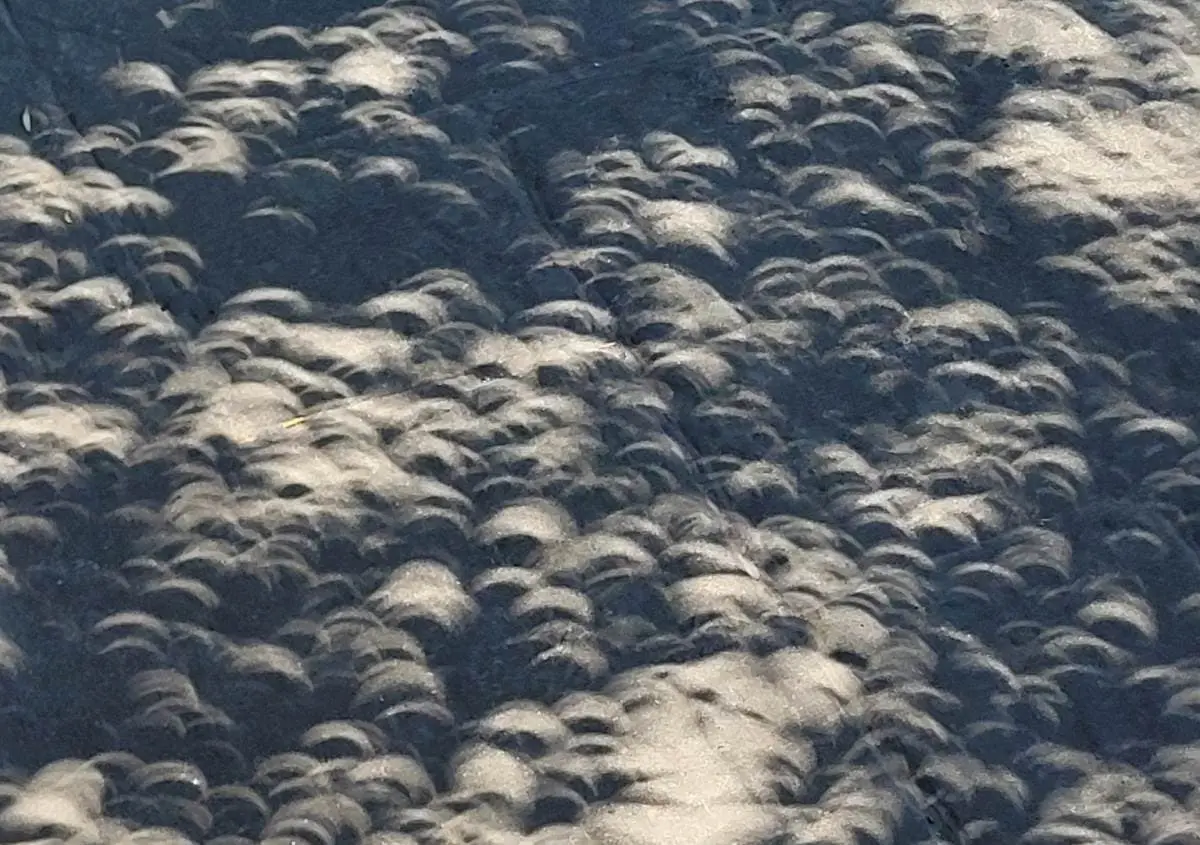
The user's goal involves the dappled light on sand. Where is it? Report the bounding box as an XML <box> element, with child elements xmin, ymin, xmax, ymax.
<box><xmin>3</xmin><ymin>0</ymin><xmax>1200</xmax><ymax>844</ymax></box>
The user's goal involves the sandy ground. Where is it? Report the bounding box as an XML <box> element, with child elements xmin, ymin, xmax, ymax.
<box><xmin>0</xmin><ymin>1</ymin><xmax>1199</xmax><ymax>845</ymax></box>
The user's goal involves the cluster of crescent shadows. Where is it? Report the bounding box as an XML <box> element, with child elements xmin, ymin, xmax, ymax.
<box><xmin>1</xmin><ymin>1</ymin><xmax>1200</xmax><ymax>845</ymax></box>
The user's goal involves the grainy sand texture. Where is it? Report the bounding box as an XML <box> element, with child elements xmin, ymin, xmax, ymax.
<box><xmin>1</xmin><ymin>1</ymin><xmax>1199</xmax><ymax>845</ymax></box>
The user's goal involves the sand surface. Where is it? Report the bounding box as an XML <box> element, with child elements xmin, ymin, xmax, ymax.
<box><xmin>1</xmin><ymin>1</ymin><xmax>1199</xmax><ymax>844</ymax></box>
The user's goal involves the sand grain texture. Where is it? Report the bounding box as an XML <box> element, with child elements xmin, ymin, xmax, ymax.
<box><xmin>1</xmin><ymin>0</ymin><xmax>1199</xmax><ymax>844</ymax></box>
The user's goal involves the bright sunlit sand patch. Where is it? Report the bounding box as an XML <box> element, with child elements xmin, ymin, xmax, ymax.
<box><xmin>188</xmin><ymin>381</ymin><xmax>303</xmax><ymax>445</ymax></box>
<box><xmin>639</xmin><ymin>199</ymin><xmax>739</xmax><ymax>262</ymax></box>
<box><xmin>897</xmin><ymin>0</ymin><xmax>1136</xmax><ymax>69</ymax></box>
<box><xmin>976</xmin><ymin>100</ymin><xmax>1200</xmax><ymax>218</ymax></box>
<box><xmin>584</xmin><ymin>651</ymin><xmax>861</xmax><ymax>845</ymax></box>
<box><xmin>899</xmin><ymin>0</ymin><xmax>1200</xmax><ymax>222</ymax></box>
<box><xmin>327</xmin><ymin>46</ymin><xmax>429</xmax><ymax>98</ymax></box>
